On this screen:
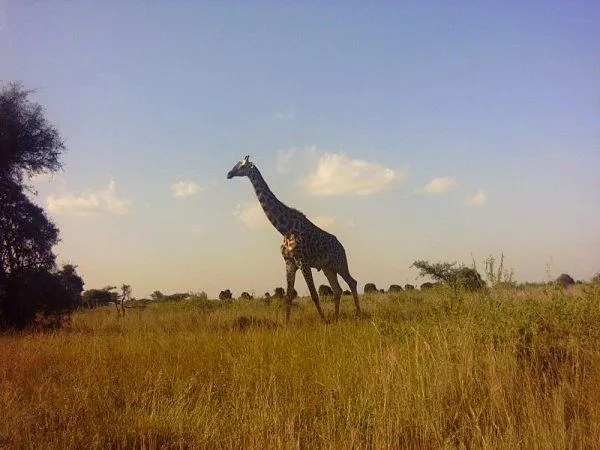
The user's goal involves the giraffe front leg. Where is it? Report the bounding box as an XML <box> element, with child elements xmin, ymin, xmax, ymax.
<box><xmin>301</xmin><ymin>265</ymin><xmax>327</xmax><ymax>323</ymax></box>
<box><xmin>284</xmin><ymin>257</ymin><xmax>297</xmax><ymax>324</ymax></box>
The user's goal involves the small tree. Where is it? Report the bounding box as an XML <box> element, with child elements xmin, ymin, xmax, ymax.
<box><xmin>116</xmin><ymin>284</ymin><xmax>131</xmax><ymax>316</ymax></box>
<box><xmin>404</xmin><ymin>284</ymin><xmax>415</xmax><ymax>290</ymax></box>
<box><xmin>420</xmin><ymin>282</ymin><xmax>434</xmax><ymax>290</ymax></box>
<box><xmin>318</xmin><ymin>285</ymin><xmax>333</xmax><ymax>296</ymax></box>
<box><xmin>364</xmin><ymin>283</ymin><xmax>378</xmax><ymax>294</ymax></box>
<box><xmin>412</xmin><ymin>260</ymin><xmax>485</xmax><ymax>293</ymax></box>
<box><xmin>388</xmin><ymin>284</ymin><xmax>403</xmax><ymax>293</ymax></box>
<box><xmin>150</xmin><ymin>290</ymin><xmax>164</xmax><ymax>301</ymax></box>
<box><xmin>239</xmin><ymin>291</ymin><xmax>253</xmax><ymax>300</ymax></box>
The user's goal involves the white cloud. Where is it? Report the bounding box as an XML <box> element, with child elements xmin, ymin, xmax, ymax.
<box><xmin>171</xmin><ymin>180</ymin><xmax>200</xmax><ymax>198</ymax></box>
<box><xmin>466</xmin><ymin>190</ymin><xmax>487</xmax><ymax>206</ymax></box>
<box><xmin>276</xmin><ymin>147</ymin><xmax>298</xmax><ymax>174</ymax></box>
<box><xmin>47</xmin><ymin>178</ymin><xmax>132</xmax><ymax>215</ymax></box>
<box><xmin>419</xmin><ymin>177</ymin><xmax>457</xmax><ymax>195</ymax></box>
<box><xmin>301</xmin><ymin>152</ymin><xmax>404</xmax><ymax>196</ymax></box>
<box><xmin>275</xmin><ymin>104</ymin><xmax>296</xmax><ymax>120</ymax></box>
<box><xmin>235</xmin><ymin>202</ymin><xmax>269</xmax><ymax>229</ymax></box>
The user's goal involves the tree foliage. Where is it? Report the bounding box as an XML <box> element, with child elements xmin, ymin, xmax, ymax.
<box><xmin>82</xmin><ymin>287</ymin><xmax>118</xmax><ymax>309</ymax></box>
<box><xmin>0</xmin><ymin>186</ymin><xmax>59</xmax><ymax>275</ymax></box>
<box><xmin>56</xmin><ymin>264</ymin><xmax>84</xmax><ymax>308</ymax></box>
<box><xmin>412</xmin><ymin>260</ymin><xmax>486</xmax><ymax>293</ymax></box>
<box><xmin>0</xmin><ymin>83</ymin><xmax>74</xmax><ymax>329</ymax></box>
<box><xmin>0</xmin><ymin>83</ymin><xmax>64</xmax><ymax>186</ymax></box>
<box><xmin>150</xmin><ymin>291</ymin><xmax>164</xmax><ymax>301</ymax></box>
<box><xmin>3</xmin><ymin>269</ymin><xmax>77</xmax><ymax>329</ymax></box>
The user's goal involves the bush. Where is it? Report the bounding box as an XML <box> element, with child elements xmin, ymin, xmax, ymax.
<box><xmin>420</xmin><ymin>282</ymin><xmax>434</xmax><ymax>290</ymax></box>
<box><xmin>404</xmin><ymin>284</ymin><xmax>415</xmax><ymax>290</ymax></box>
<box><xmin>318</xmin><ymin>285</ymin><xmax>333</xmax><ymax>296</ymax></box>
<box><xmin>456</xmin><ymin>267</ymin><xmax>486</xmax><ymax>292</ymax></box>
<box><xmin>273</xmin><ymin>287</ymin><xmax>297</xmax><ymax>299</ymax></box>
<box><xmin>388</xmin><ymin>284</ymin><xmax>403</xmax><ymax>293</ymax></box>
<box><xmin>219</xmin><ymin>289</ymin><xmax>233</xmax><ymax>300</ymax></box>
<box><xmin>239</xmin><ymin>292</ymin><xmax>253</xmax><ymax>300</ymax></box>
<box><xmin>364</xmin><ymin>283</ymin><xmax>378</xmax><ymax>294</ymax></box>
<box><xmin>1</xmin><ymin>270</ymin><xmax>77</xmax><ymax>329</ymax></box>
<box><xmin>556</xmin><ymin>273</ymin><xmax>575</xmax><ymax>287</ymax></box>
<box><xmin>82</xmin><ymin>287</ymin><xmax>118</xmax><ymax>308</ymax></box>
<box><xmin>164</xmin><ymin>293</ymin><xmax>188</xmax><ymax>302</ymax></box>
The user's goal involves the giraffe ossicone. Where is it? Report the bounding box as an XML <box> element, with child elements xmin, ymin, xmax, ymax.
<box><xmin>227</xmin><ymin>155</ymin><xmax>362</xmax><ymax>323</ymax></box>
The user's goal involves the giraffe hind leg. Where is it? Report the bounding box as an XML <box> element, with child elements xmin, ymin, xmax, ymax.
<box><xmin>338</xmin><ymin>268</ymin><xmax>362</xmax><ymax>315</ymax></box>
<box><xmin>301</xmin><ymin>265</ymin><xmax>327</xmax><ymax>322</ymax></box>
<box><xmin>323</xmin><ymin>267</ymin><xmax>343</xmax><ymax>321</ymax></box>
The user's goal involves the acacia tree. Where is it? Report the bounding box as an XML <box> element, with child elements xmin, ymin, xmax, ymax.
<box><xmin>411</xmin><ymin>260</ymin><xmax>486</xmax><ymax>293</ymax></box>
<box><xmin>0</xmin><ymin>82</ymin><xmax>74</xmax><ymax>329</ymax></box>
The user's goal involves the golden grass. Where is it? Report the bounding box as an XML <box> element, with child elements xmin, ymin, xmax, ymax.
<box><xmin>1</xmin><ymin>284</ymin><xmax>600</xmax><ymax>448</ymax></box>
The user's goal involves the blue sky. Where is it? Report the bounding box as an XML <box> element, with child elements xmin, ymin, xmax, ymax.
<box><xmin>2</xmin><ymin>1</ymin><xmax>599</xmax><ymax>298</ymax></box>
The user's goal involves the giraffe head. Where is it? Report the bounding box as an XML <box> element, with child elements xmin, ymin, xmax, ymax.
<box><xmin>227</xmin><ymin>155</ymin><xmax>255</xmax><ymax>179</ymax></box>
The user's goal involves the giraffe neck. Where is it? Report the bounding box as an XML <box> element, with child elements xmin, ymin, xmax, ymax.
<box><xmin>247</xmin><ymin>167</ymin><xmax>295</xmax><ymax>235</ymax></box>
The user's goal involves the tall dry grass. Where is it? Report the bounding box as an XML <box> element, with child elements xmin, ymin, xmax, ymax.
<box><xmin>1</xmin><ymin>284</ymin><xmax>599</xmax><ymax>448</ymax></box>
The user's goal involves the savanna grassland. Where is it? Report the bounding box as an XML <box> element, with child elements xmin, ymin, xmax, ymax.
<box><xmin>1</xmin><ymin>284</ymin><xmax>600</xmax><ymax>449</ymax></box>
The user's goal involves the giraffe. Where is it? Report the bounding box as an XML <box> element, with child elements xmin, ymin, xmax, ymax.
<box><xmin>227</xmin><ymin>155</ymin><xmax>362</xmax><ymax>323</ymax></box>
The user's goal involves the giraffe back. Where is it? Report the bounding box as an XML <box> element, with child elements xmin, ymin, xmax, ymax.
<box><xmin>283</xmin><ymin>218</ymin><xmax>349</xmax><ymax>272</ymax></box>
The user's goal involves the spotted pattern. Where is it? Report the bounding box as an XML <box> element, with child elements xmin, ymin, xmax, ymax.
<box><xmin>228</xmin><ymin>156</ymin><xmax>362</xmax><ymax>322</ymax></box>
